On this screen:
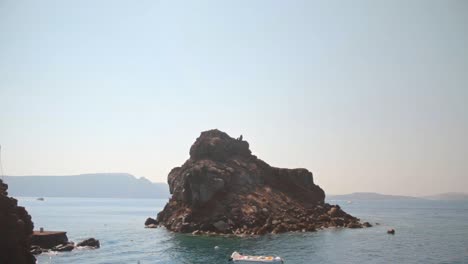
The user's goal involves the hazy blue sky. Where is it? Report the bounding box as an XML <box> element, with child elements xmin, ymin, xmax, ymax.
<box><xmin>1</xmin><ymin>0</ymin><xmax>467</xmax><ymax>196</ymax></box>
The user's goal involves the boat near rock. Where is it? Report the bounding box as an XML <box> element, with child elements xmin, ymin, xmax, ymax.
<box><xmin>155</xmin><ymin>129</ymin><xmax>366</xmax><ymax>235</ymax></box>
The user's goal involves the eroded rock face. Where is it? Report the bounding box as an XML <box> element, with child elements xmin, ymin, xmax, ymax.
<box><xmin>0</xmin><ymin>179</ymin><xmax>36</xmax><ymax>264</ymax></box>
<box><xmin>156</xmin><ymin>129</ymin><xmax>363</xmax><ymax>235</ymax></box>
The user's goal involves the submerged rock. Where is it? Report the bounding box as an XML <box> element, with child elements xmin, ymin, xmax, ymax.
<box><xmin>155</xmin><ymin>129</ymin><xmax>363</xmax><ymax>235</ymax></box>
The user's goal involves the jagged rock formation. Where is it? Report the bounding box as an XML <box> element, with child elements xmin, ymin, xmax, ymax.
<box><xmin>156</xmin><ymin>129</ymin><xmax>364</xmax><ymax>235</ymax></box>
<box><xmin>30</xmin><ymin>236</ymin><xmax>100</xmax><ymax>255</ymax></box>
<box><xmin>0</xmin><ymin>179</ymin><xmax>36</xmax><ymax>264</ymax></box>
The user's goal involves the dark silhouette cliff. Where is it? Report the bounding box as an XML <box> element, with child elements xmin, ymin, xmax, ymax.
<box><xmin>0</xmin><ymin>179</ymin><xmax>36</xmax><ymax>264</ymax></box>
<box><xmin>156</xmin><ymin>130</ymin><xmax>364</xmax><ymax>235</ymax></box>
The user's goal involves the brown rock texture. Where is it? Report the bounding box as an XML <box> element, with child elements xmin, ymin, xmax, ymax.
<box><xmin>0</xmin><ymin>179</ymin><xmax>36</xmax><ymax>264</ymax></box>
<box><xmin>156</xmin><ymin>129</ymin><xmax>364</xmax><ymax>235</ymax></box>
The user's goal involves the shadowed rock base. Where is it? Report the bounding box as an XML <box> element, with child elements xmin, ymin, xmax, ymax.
<box><xmin>155</xmin><ymin>130</ymin><xmax>366</xmax><ymax>235</ymax></box>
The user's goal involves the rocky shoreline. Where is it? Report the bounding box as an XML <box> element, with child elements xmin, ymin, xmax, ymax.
<box><xmin>30</xmin><ymin>234</ymin><xmax>100</xmax><ymax>255</ymax></box>
<box><xmin>1</xmin><ymin>178</ymin><xmax>100</xmax><ymax>261</ymax></box>
<box><xmin>153</xmin><ymin>130</ymin><xmax>369</xmax><ymax>235</ymax></box>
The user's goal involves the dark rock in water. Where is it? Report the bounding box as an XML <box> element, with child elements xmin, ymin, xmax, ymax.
<box><xmin>29</xmin><ymin>245</ymin><xmax>43</xmax><ymax>255</ymax></box>
<box><xmin>31</xmin><ymin>237</ymin><xmax>100</xmax><ymax>255</ymax></box>
<box><xmin>76</xmin><ymin>238</ymin><xmax>100</xmax><ymax>248</ymax></box>
<box><xmin>144</xmin><ymin>217</ymin><xmax>158</xmax><ymax>226</ymax></box>
<box><xmin>52</xmin><ymin>242</ymin><xmax>75</xmax><ymax>252</ymax></box>
<box><xmin>156</xmin><ymin>129</ymin><xmax>363</xmax><ymax>235</ymax></box>
<box><xmin>362</xmin><ymin>222</ymin><xmax>372</xmax><ymax>227</ymax></box>
<box><xmin>0</xmin><ymin>179</ymin><xmax>36</xmax><ymax>264</ymax></box>
<box><xmin>387</xmin><ymin>229</ymin><xmax>395</xmax><ymax>234</ymax></box>
<box><xmin>31</xmin><ymin>231</ymin><xmax>68</xmax><ymax>249</ymax></box>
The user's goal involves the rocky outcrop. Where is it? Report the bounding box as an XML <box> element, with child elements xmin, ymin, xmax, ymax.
<box><xmin>31</xmin><ymin>237</ymin><xmax>100</xmax><ymax>255</ymax></box>
<box><xmin>0</xmin><ymin>179</ymin><xmax>36</xmax><ymax>264</ymax></box>
<box><xmin>31</xmin><ymin>231</ymin><xmax>69</xmax><ymax>249</ymax></box>
<box><xmin>156</xmin><ymin>130</ymin><xmax>364</xmax><ymax>235</ymax></box>
<box><xmin>76</xmin><ymin>238</ymin><xmax>100</xmax><ymax>248</ymax></box>
<box><xmin>144</xmin><ymin>217</ymin><xmax>158</xmax><ymax>226</ymax></box>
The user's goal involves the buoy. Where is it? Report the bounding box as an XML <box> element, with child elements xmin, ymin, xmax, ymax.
<box><xmin>214</xmin><ymin>246</ymin><xmax>219</xmax><ymax>250</ymax></box>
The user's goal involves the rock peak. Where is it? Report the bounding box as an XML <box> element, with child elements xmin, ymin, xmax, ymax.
<box><xmin>189</xmin><ymin>129</ymin><xmax>251</xmax><ymax>161</ymax></box>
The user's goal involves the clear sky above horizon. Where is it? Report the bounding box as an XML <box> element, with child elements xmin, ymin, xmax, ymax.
<box><xmin>1</xmin><ymin>0</ymin><xmax>467</xmax><ymax>196</ymax></box>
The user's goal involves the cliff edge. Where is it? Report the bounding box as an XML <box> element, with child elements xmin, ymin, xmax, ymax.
<box><xmin>0</xmin><ymin>179</ymin><xmax>36</xmax><ymax>264</ymax></box>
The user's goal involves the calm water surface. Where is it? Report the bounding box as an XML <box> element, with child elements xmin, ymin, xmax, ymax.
<box><xmin>18</xmin><ymin>197</ymin><xmax>468</xmax><ymax>264</ymax></box>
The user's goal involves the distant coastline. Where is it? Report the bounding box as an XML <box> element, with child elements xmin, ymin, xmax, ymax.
<box><xmin>423</xmin><ymin>192</ymin><xmax>468</xmax><ymax>201</ymax></box>
<box><xmin>4</xmin><ymin>175</ymin><xmax>465</xmax><ymax>201</ymax></box>
<box><xmin>327</xmin><ymin>192</ymin><xmax>468</xmax><ymax>201</ymax></box>
<box><xmin>4</xmin><ymin>173</ymin><xmax>169</xmax><ymax>199</ymax></box>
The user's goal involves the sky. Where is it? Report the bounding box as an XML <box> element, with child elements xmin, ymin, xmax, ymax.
<box><xmin>0</xmin><ymin>0</ymin><xmax>467</xmax><ymax>196</ymax></box>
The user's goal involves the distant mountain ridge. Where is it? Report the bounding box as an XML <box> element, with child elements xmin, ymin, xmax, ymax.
<box><xmin>327</xmin><ymin>192</ymin><xmax>422</xmax><ymax>200</ymax></box>
<box><xmin>328</xmin><ymin>192</ymin><xmax>468</xmax><ymax>201</ymax></box>
<box><xmin>3</xmin><ymin>173</ymin><xmax>169</xmax><ymax>199</ymax></box>
<box><xmin>423</xmin><ymin>192</ymin><xmax>468</xmax><ymax>201</ymax></box>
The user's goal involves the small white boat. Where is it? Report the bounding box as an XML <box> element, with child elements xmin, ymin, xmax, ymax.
<box><xmin>230</xmin><ymin>251</ymin><xmax>284</xmax><ymax>263</ymax></box>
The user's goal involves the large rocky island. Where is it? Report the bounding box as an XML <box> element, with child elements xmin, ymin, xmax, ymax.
<box><xmin>155</xmin><ymin>130</ymin><xmax>367</xmax><ymax>235</ymax></box>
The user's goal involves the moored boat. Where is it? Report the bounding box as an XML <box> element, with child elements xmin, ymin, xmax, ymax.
<box><xmin>230</xmin><ymin>251</ymin><xmax>284</xmax><ymax>263</ymax></box>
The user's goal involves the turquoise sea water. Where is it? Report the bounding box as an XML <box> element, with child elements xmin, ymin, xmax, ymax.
<box><xmin>18</xmin><ymin>197</ymin><xmax>468</xmax><ymax>264</ymax></box>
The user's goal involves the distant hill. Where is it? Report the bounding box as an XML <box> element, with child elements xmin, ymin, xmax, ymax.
<box><xmin>327</xmin><ymin>192</ymin><xmax>422</xmax><ymax>201</ymax></box>
<box><xmin>423</xmin><ymin>192</ymin><xmax>468</xmax><ymax>201</ymax></box>
<box><xmin>3</xmin><ymin>173</ymin><xmax>170</xmax><ymax>199</ymax></box>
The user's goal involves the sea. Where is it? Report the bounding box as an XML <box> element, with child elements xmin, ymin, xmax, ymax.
<box><xmin>17</xmin><ymin>197</ymin><xmax>468</xmax><ymax>264</ymax></box>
